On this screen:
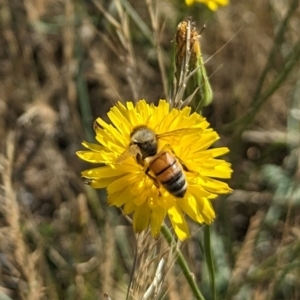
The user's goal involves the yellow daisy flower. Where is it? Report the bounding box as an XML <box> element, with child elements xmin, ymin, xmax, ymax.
<box><xmin>185</xmin><ymin>0</ymin><xmax>229</xmax><ymax>11</ymax></box>
<box><xmin>77</xmin><ymin>100</ymin><xmax>232</xmax><ymax>240</ymax></box>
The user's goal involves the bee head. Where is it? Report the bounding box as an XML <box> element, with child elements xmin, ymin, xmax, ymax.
<box><xmin>130</xmin><ymin>126</ymin><xmax>158</xmax><ymax>158</ymax></box>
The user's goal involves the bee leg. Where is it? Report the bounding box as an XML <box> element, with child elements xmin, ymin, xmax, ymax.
<box><xmin>145</xmin><ymin>167</ymin><xmax>160</xmax><ymax>188</ymax></box>
<box><xmin>178</xmin><ymin>158</ymin><xmax>190</xmax><ymax>172</ymax></box>
<box><xmin>180</xmin><ymin>159</ymin><xmax>199</xmax><ymax>175</ymax></box>
<box><xmin>164</xmin><ymin>144</ymin><xmax>191</xmax><ymax>171</ymax></box>
<box><xmin>164</xmin><ymin>144</ymin><xmax>197</xmax><ymax>174</ymax></box>
<box><xmin>145</xmin><ymin>169</ymin><xmax>163</xmax><ymax>196</ymax></box>
<box><xmin>136</xmin><ymin>153</ymin><xmax>145</xmax><ymax>166</ymax></box>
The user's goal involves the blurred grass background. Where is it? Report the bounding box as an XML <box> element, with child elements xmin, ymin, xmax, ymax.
<box><xmin>1</xmin><ymin>0</ymin><xmax>300</xmax><ymax>299</ymax></box>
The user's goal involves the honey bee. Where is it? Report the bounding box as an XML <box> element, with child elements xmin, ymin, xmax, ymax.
<box><xmin>118</xmin><ymin>125</ymin><xmax>190</xmax><ymax>198</ymax></box>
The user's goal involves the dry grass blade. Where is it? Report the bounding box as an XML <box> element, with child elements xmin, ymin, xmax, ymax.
<box><xmin>92</xmin><ymin>0</ymin><xmax>140</xmax><ymax>101</ymax></box>
<box><xmin>142</xmin><ymin>258</ymin><xmax>165</xmax><ymax>299</ymax></box>
<box><xmin>1</xmin><ymin>133</ymin><xmax>44</xmax><ymax>300</ymax></box>
<box><xmin>146</xmin><ymin>0</ymin><xmax>168</xmax><ymax>99</ymax></box>
<box><xmin>127</xmin><ymin>231</ymin><xmax>174</xmax><ymax>300</ymax></box>
<box><xmin>226</xmin><ymin>209</ymin><xmax>266</xmax><ymax>299</ymax></box>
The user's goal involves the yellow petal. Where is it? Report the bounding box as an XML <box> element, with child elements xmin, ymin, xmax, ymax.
<box><xmin>136</xmin><ymin>99</ymin><xmax>152</xmax><ymax>123</ymax></box>
<box><xmin>150</xmin><ymin>207</ymin><xmax>166</xmax><ymax>238</ymax></box>
<box><xmin>107</xmin><ymin>173</ymin><xmax>140</xmax><ymax>194</ymax></box>
<box><xmin>177</xmin><ymin>194</ymin><xmax>204</xmax><ymax>223</ymax></box>
<box><xmin>81</xmin><ymin>141</ymin><xmax>106</xmax><ymax>152</ymax></box>
<box><xmin>94</xmin><ymin>118</ymin><xmax>126</xmax><ymax>152</ymax></box>
<box><xmin>207</xmin><ymin>1</ymin><xmax>218</xmax><ymax>10</ymax></box>
<box><xmin>167</xmin><ymin>205</ymin><xmax>190</xmax><ymax>240</ymax></box>
<box><xmin>218</xmin><ymin>0</ymin><xmax>229</xmax><ymax>5</ymax></box>
<box><xmin>204</xmin><ymin>147</ymin><xmax>230</xmax><ymax>157</ymax></box>
<box><xmin>198</xmin><ymin>177</ymin><xmax>232</xmax><ymax>194</ymax></box>
<box><xmin>76</xmin><ymin>151</ymin><xmax>114</xmax><ymax>163</ymax></box>
<box><xmin>192</xmin><ymin>132</ymin><xmax>220</xmax><ymax>152</ymax></box>
<box><xmin>133</xmin><ymin>201</ymin><xmax>151</xmax><ymax>232</ymax></box>
<box><xmin>107</xmin><ymin>108</ymin><xmax>132</xmax><ymax>138</ymax></box>
<box><xmin>185</xmin><ymin>0</ymin><xmax>194</xmax><ymax>5</ymax></box>
<box><xmin>108</xmin><ymin>186</ymin><xmax>134</xmax><ymax>207</ymax></box>
<box><xmin>150</xmin><ymin>100</ymin><xmax>168</xmax><ymax>131</ymax></box>
<box><xmin>123</xmin><ymin>199</ymin><xmax>136</xmax><ymax>214</ymax></box>
<box><xmin>196</xmin><ymin>162</ymin><xmax>233</xmax><ymax>179</ymax></box>
<box><xmin>89</xmin><ymin>177</ymin><xmax>116</xmax><ymax>189</ymax></box>
<box><xmin>193</xmin><ymin>194</ymin><xmax>216</xmax><ymax>224</ymax></box>
<box><xmin>81</xmin><ymin>167</ymin><xmax>124</xmax><ymax>179</ymax></box>
<box><xmin>186</xmin><ymin>180</ymin><xmax>213</xmax><ymax>198</ymax></box>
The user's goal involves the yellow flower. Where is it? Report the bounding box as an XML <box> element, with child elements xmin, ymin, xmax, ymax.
<box><xmin>185</xmin><ymin>0</ymin><xmax>229</xmax><ymax>11</ymax></box>
<box><xmin>77</xmin><ymin>100</ymin><xmax>232</xmax><ymax>240</ymax></box>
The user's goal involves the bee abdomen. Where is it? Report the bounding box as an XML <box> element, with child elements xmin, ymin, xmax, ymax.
<box><xmin>161</xmin><ymin>171</ymin><xmax>187</xmax><ymax>198</ymax></box>
<box><xmin>151</xmin><ymin>152</ymin><xmax>187</xmax><ymax>198</ymax></box>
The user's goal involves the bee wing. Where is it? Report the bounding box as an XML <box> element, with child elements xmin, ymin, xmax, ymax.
<box><xmin>157</xmin><ymin>128</ymin><xmax>200</xmax><ymax>143</ymax></box>
<box><xmin>116</xmin><ymin>144</ymin><xmax>141</xmax><ymax>163</ymax></box>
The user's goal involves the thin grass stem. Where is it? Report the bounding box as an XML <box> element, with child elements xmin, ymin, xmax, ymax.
<box><xmin>222</xmin><ymin>0</ymin><xmax>299</xmax><ymax>135</ymax></box>
<box><xmin>203</xmin><ymin>225</ymin><xmax>216</xmax><ymax>300</ymax></box>
<box><xmin>161</xmin><ymin>224</ymin><xmax>206</xmax><ymax>300</ymax></box>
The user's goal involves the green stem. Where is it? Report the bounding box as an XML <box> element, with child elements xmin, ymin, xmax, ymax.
<box><xmin>120</xmin><ymin>0</ymin><xmax>154</xmax><ymax>46</ymax></box>
<box><xmin>161</xmin><ymin>224</ymin><xmax>206</xmax><ymax>300</ymax></box>
<box><xmin>222</xmin><ymin>0</ymin><xmax>299</xmax><ymax>135</ymax></box>
<box><xmin>203</xmin><ymin>225</ymin><xmax>216</xmax><ymax>300</ymax></box>
<box><xmin>251</xmin><ymin>0</ymin><xmax>298</xmax><ymax>103</ymax></box>
<box><xmin>236</xmin><ymin>37</ymin><xmax>300</xmax><ymax>136</ymax></box>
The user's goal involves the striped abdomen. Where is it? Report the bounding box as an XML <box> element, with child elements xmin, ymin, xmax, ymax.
<box><xmin>149</xmin><ymin>151</ymin><xmax>187</xmax><ymax>198</ymax></box>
